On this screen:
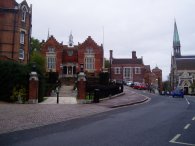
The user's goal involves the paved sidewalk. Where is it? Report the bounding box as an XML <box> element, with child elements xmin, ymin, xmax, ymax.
<box><xmin>0</xmin><ymin>87</ymin><xmax>149</xmax><ymax>134</ymax></box>
<box><xmin>41</xmin><ymin>85</ymin><xmax>77</xmax><ymax>104</ymax></box>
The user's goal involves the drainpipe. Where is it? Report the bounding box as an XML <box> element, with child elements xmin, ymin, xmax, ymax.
<box><xmin>12</xmin><ymin>9</ymin><xmax>17</xmax><ymax>59</ymax></box>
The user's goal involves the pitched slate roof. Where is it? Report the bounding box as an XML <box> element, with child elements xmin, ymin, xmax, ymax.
<box><xmin>173</xmin><ymin>21</ymin><xmax>180</xmax><ymax>47</ymax></box>
<box><xmin>176</xmin><ymin>57</ymin><xmax>195</xmax><ymax>70</ymax></box>
<box><xmin>112</xmin><ymin>58</ymin><xmax>143</xmax><ymax>64</ymax></box>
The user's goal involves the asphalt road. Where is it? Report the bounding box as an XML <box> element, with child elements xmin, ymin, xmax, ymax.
<box><xmin>1</xmin><ymin>90</ymin><xmax>195</xmax><ymax>146</ymax></box>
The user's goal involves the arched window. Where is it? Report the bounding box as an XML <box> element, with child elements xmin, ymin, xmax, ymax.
<box><xmin>21</xmin><ymin>6</ymin><xmax>28</xmax><ymax>22</ymax></box>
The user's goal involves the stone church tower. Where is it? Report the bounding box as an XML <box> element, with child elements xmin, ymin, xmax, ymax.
<box><xmin>170</xmin><ymin>21</ymin><xmax>195</xmax><ymax>94</ymax></box>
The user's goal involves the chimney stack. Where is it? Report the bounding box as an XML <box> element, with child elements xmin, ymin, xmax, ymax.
<box><xmin>110</xmin><ymin>50</ymin><xmax>113</xmax><ymax>60</ymax></box>
<box><xmin>132</xmin><ymin>51</ymin><xmax>137</xmax><ymax>59</ymax></box>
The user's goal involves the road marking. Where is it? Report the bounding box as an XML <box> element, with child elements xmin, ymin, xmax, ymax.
<box><xmin>169</xmin><ymin>134</ymin><xmax>195</xmax><ymax>146</ymax></box>
<box><xmin>169</xmin><ymin>134</ymin><xmax>181</xmax><ymax>143</ymax></box>
<box><xmin>185</xmin><ymin>97</ymin><xmax>190</xmax><ymax>105</ymax></box>
<box><xmin>184</xmin><ymin>124</ymin><xmax>191</xmax><ymax>130</ymax></box>
<box><xmin>192</xmin><ymin>117</ymin><xmax>195</xmax><ymax>121</ymax></box>
<box><xmin>170</xmin><ymin>134</ymin><xmax>195</xmax><ymax>146</ymax></box>
<box><xmin>171</xmin><ymin>141</ymin><xmax>195</xmax><ymax>146</ymax></box>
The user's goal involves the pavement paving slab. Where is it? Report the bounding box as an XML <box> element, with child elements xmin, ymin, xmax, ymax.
<box><xmin>0</xmin><ymin>87</ymin><xmax>149</xmax><ymax>134</ymax></box>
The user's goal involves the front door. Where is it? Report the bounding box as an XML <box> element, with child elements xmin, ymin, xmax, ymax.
<box><xmin>68</xmin><ymin>66</ymin><xmax>72</xmax><ymax>75</ymax></box>
<box><xmin>184</xmin><ymin>87</ymin><xmax>188</xmax><ymax>95</ymax></box>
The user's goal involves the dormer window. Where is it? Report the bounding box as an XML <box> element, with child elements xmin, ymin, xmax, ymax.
<box><xmin>21</xmin><ymin>6</ymin><xmax>28</xmax><ymax>22</ymax></box>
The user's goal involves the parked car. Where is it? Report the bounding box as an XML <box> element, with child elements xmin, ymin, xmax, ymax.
<box><xmin>126</xmin><ymin>81</ymin><xmax>133</xmax><ymax>86</ymax></box>
<box><xmin>161</xmin><ymin>91</ymin><xmax>171</xmax><ymax>96</ymax></box>
<box><xmin>132</xmin><ymin>82</ymin><xmax>146</xmax><ymax>90</ymax></box>
<box><xmin>172</xmin><ymin>88</ymin><xmax>184</xmax><ymax>98</ymax></box>
<box><xmin>139</xmin><ymin>83</ymin><xmax>147</xmax><ymax>90</ymax></box>
<box><xmin>133</xmin><ymin>82</ymin><xmax>140</xmax><ymax>89</ymax></box>
<box><xmin>130</xmin><ymin>82</ymin><xmax>135</xmax><ymax>87</ymax></box>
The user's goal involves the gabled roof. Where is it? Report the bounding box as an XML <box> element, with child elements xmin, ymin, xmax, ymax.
<box><xmin>78</xmin><ymin>36</ymin><xmax>103</xmax><ymax>48</ymax></box>
<box><xmin>144</xmin><ymin>65</ymin><xmax>151</xmax><ymax>70</ymax></box>
<box><xmin>112</xmin><ymin>58</ymin><xmax>143</xmax><ymax>65</ymax></box>
<box><xmin>176</xmin><ymin>58</ymin><xmax>195</xmax><ymax>70</ymax></box>
<box><xmin>46</xmin><ymin>35</ymin><xmax>61</xmax><ymax>45</ymax></box>
<box><xmin>144</xmin><ymin>65</ymin><xmax>151</xmax><ymax>72</ymax></box>
<box><xmin>41</xmin><ymin>35</ymin><xmax>63</xmax><ymax>50</ymax></box>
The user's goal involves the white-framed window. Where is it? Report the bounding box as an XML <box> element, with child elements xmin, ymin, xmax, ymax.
<box><xmin>123</xmin><ymin>67</ymin><xmax>133</xmax><ymax>81</ymax></box>
<box><xmin>19</xmin><ymin>49</ymin><xmax>24</xmax><ymax>60</ymax></box>
<box><xmin>20</xmin><ymin>31</ymin><xmax>25</xmax><ymax>44</ymax></box>
<box><xmin>48</xmin><ymin>47</ymin><xmax>55</xmax><ymax>52</ymax></box>
<box><xmin>85</xmin><ymin>57</ymin><xmax>95</xmax><ymax>70</ymax></box>
<box><xmin>114</xmin><ymin>67</ymin><xmax>121</xmax><ymax>74</ymax></box>
<box><xmin>135</xmin><ymin>67</ymin><xmax>141</xmax><ymax>74</ymax></box>
<box><xmin>47</xmin><ymin>56</ymin><xmax>56</xmax><ymax>70</ymax></box>
<box><xmin>86</xmin><ymin>48</ymin><xmax>93</xmax><ymax>54</ymax></box>
<box><xmin>21</xmin><ymin>5</ymin><xmax>28</xmax><ymax>22</ymax></box>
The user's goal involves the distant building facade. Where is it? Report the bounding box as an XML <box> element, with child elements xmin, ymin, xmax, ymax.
<box><xmin>110</xmin><ymin>50</ymin><xmax>145</xmax><ymax>83</ymax></box>
<box><xmin>0</xmin><ymin>0</ymin><xmax>32</xmax><ymax>63</ymax></box>
<box><xmin>170</xmin><ymin>21</ymin><xmax>195</xmax><ymax>94</ymax></box>
<box><xmin>41</xmin><ymin>34</ymin><xmax>104</xmax><ymax>77</ymax></box>
<box><xmin>109</xmin><ymin>50</ymin><xmax>162</xmax><ymax>90</ymax></box>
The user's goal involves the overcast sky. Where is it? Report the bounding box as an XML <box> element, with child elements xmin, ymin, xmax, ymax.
<box><xmin>17</xmin><ymin>0</ymin><xmax>195</xmax><ymax>80</ymax></box>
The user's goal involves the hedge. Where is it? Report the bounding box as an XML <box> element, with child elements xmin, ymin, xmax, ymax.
<box><xmin>0</xmin><ymin>61</ymin><xmax>47</xmax><ymax>102</ymax></box>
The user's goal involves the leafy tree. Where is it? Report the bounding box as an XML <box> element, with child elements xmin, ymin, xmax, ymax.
<box><xmin>104</xmin><ymin>58</ymin><xmax>110</xmax><ymax>68</ymax></box>
<box><xmin>162</xmin><ymin>80</ymin><xmax>171</xmax><ymax>91</ymax></box>
<box><xmin>0</xmin><ymin>61</ymin><xmax>30</xmax><ymax>101</ymax></box>
<box><xmin>31</xmin><ymin>37</ymin><xmax>41</xmax><ymax>52</ymax></box>
<box><xmin>30</xmin><ymin>51</ymin><xmax>45</xmax><ymax>73</ymax></box>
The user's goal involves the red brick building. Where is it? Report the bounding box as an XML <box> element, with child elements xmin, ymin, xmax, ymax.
<box><xmin>0</xmin><ymin>0</ymin><xmax>32</xmax><ymax>64</ymax></box>
<box><xmin>110</xmin><ymin>50</ymin><xmax>145</xmax><ymax>83</ymax></box>
<box><xmin>110</xmin><ymin>50</ymin><xmax>162</xmax><ymax>90</ymax></box>
<box><xmin>41</xmin><ymin>34</ymin><xmax>104</xmax><ymax>77</ymax></box>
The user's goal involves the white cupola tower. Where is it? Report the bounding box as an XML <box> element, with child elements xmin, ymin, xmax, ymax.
<box><xmin>68</xmin><ymin>31</ymin><xmax>74</xmax><ymax>47</ymax></box>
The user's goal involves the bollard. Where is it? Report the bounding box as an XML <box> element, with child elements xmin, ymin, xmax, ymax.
<box><xmin>57</xmin><ymin>92</ymin><xmax>59</xmax><ymax>104</ymax></box>
<box><xmin>94</xmin><ymin>89</ymin><xmax>100</xmax><ymax>103</ymax></box>
<box><xmin>56</xmin><ymin>87</ymin><xmax>59</xmax><ymax>104</ymax></box>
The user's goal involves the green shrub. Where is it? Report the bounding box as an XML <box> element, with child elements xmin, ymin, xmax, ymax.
<box><xmin>10</xmin><ymin>86</ymin><xmax>27</xmax><ymax>103</ymax></box>
<box><xmin>0</xmin><ymin>61</ymin><xmax>47</xmax><ymax>102</ymax></box>
<box><xmin>0</xmin><ymin>61</ymin><xmax>29</xmax><ymax>101</ymax></box>
<box><xmin>99</xmin><ymin>72</ymin><xmax>109</xmax><ymax>85</ymax></box>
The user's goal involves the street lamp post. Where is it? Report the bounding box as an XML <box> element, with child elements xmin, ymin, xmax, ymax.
<box><xmin>56</xmin><ymin>87</ymin><xmax>59</xmax><ymax>104</ymax></box>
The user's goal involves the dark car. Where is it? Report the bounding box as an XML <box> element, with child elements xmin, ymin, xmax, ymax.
<box><xmin>172</xmin><ymin>88</ymin><xmax>184</xmax><ymax>98</ymax></box>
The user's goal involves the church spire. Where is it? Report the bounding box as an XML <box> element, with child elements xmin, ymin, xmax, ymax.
<box><xmin>173</xmin><ymin>20</ymin><xmax>181</xmax><ymax>57</ymax></box>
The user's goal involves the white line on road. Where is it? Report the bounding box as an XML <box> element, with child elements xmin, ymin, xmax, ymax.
<box><xmin>185</xmin><ymin>97</ymin><xmax>190</xmax><ymax>105</ymax></box>
<box><xmin>169</xmin><ymin>134</ymin><xmax>181</xmax><ymax>143</ymax></box>
<box><xmin>192</xmin><ymin>117</ymin><xmax>195</xmax><ymax>121</ymax></box>
<box><xmin>169</xmin><ymin>134</ymin><xmax>195</xmax><ymax>146</ymax></box>
<box><xmin>184</xmin><ymin>124</ymin><xmax>191</xmax><ymax>130</ymax></box>
<box><xmin>171</xmin><ymin>141</ymin><xmax>195</xmax><ymax>146</ymax></box>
